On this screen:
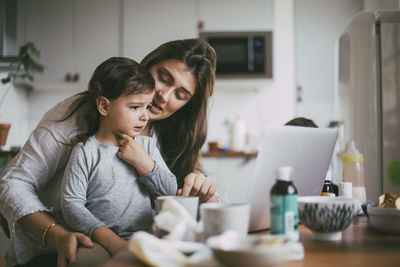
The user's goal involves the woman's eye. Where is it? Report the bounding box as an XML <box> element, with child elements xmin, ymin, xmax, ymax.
<box><xmin>146</xmin><ymin>104</ymin><xmax>152</xmax><ymax>110</ymax></box>
<box><xmin>158</xmin><ymin>73</ymin><xmax>171</xmax><ymax>85</ymax></box>
<box><xmin>175</xmin><ymin>91</ymin><xmax>186</xmax><ymax>100</ymax></box>
<box><xmin>130</xmin><ymin>106</ymin><xmax>139</xmax><ymax>110</ymax></box>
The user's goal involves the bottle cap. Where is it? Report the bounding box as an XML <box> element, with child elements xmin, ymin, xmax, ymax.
<box><xmin>339</xmin><ymin>182</ymin><xmax>352</xmax><ymax>197</ymax></box>
<box><xmin>343</xmin><ymin>141</ymin><xmax>364</xmax><ymax>163</ymax></box>
<box><xmin>325</xmin><ymin>170</ymin><xmax>332</xmax><ymax>181</ymax></box>
<box><xmin>275</xmin><ymin>166</ymin><xmax>294</xmax><ymax>181</ymax></box>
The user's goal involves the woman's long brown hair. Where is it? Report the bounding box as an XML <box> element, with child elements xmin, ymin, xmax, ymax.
<box><xmin>141</xmin><ymin>38</ymin><xmax>216</xmax><ymax>187</ymax></box>
<box><xmin>58</xmin><ymin>57</ymin><xmax>154</xmax><ymax>144</ymax></box>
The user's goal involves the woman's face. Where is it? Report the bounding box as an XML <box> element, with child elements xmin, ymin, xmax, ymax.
<box><xmin>148</xmin><ymin>59</ymin><xmax>196</xmax><ymax>121</ymax></box>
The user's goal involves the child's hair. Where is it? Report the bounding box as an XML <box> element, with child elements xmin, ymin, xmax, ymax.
<box><xmin>285</xmin><ymin>117</ymin><xmax>318</xmax><ymax>128</ymax></box>
<box><xmin>60</xmin><ymin>57</ymin><xmax>155</xmax><ymax>144</ymax></box>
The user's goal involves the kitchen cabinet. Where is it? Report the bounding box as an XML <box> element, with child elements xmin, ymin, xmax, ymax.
<box><xmin>20</xmin><ymin>0</ymin><xmax>120</xmax><ymax>88</ymax></box>
<box><xmin>197</xmin><ymin>0</ymin><xmax>273</xmax><ymax>31</ymax></box>
<box><xmin>122</xmin><ymin>0</ymin><xmax>197</xmax><ymax>62</ymax></box>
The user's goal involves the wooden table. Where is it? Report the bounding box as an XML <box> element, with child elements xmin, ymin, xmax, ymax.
<box><xmin>102</xmin><ymin>216</ymin><xmax>400</xmax><ymax>267</ymax></box>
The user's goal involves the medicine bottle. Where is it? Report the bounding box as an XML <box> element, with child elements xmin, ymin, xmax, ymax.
<box><xmin>342</xmin><ymin>141</ymin><xmax>366</xmax><ymax>203</ymax></box>
<box><xmin>270</xmin><ymin>166</ymin><xmax>299</xmax><ymax>242</ymax></box>
<box><xmin>321</xmin><ymin>170</ymin><xmax>335</xmax><ymax>197</ymax></box>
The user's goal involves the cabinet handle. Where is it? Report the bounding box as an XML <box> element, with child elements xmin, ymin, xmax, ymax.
<box><xmin>65</xmin><ymin>73</ymin><xmax>72</xmax><ymax>82</ymax></box>
<box><xmin>73</xmin><ymin>73</ymin><xmax>80</xmax><ymax>82</ymax></box>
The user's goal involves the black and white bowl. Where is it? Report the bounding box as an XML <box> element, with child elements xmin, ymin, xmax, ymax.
<box><xmin>298</xmin><ymin>196</ymin><xmax>360</xmax><ymax>241</ymax></box>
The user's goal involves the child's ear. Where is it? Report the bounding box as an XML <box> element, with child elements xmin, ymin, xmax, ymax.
<box><xmin>96</xmin><ymin>97</ymin><xmax>110</xmax><ymax>116</ymax></box>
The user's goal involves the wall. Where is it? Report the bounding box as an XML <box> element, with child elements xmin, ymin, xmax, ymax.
<box><xmin>0</xmin><ymin>73</ymin><xmax>30</xmax><ymax>149</ymax></box>
<box><xmin>206</xmin><ymin>0</ymin><xmax>295</xmax><ymax>147</ymax></box>
<box><xmin>27</xmin><ymin>87</ymin><xmax>82</xmax><ymax>132</ymax></box>
<box><xmin>294</xmin><ymin>0</ymin><xmax>364</xmax><ymax>128</ymax></box>
<box><xmin>17</xmin><ymin>0</ymin><xmax>292</xmax><ymax>150</ymax></box>
<box><xmin>201</xmin><ymin>0</ymin><xmax>295</xmax><ymax>203</ymax></box>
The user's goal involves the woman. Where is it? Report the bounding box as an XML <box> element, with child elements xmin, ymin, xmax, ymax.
<box><xmin>0</xmin><ymin>38</ymin><xmax>217</xmax><ymax>267</ymax></box>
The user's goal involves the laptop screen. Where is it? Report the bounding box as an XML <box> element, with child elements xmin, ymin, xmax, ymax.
<box><xmin>247</xmin><ymin>126</ymin><xmax>338</xmax><ymax>231</ymax></box>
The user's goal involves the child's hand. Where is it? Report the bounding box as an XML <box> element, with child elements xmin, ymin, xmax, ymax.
<box><xmin>117</xmin><ymin>132</ymin><xmax>155</xmax><ymax>175</ymax></box>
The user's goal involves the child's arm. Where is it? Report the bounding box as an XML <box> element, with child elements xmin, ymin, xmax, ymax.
<box><xmin>61</xmin><ymin>144</ymin><xmax>123</xmax><ymax>255</ymax></box>
<box><xmin>117</xmin><ymin>133</ymin><xmax>177</xmax><ymax>197</ymax></box>
<box><xmin>92</xmin><ymin>226</ymin><xmax>127</xmax><ymax>256</ymax></box>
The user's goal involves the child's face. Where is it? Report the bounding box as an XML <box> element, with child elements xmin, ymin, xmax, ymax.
<box><xmin>106</xmin><ymin>91</ymin><xmax>155</xmax><ymax>137</ymax></box>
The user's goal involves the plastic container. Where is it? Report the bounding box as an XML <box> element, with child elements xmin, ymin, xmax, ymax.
<box><xmin>321</xmin><ymin>170</ymin><xmax>336</xmax><ymax>197</ymax></box>
<box><xmin>270</xmin><ymin>166</ymin><xmax>299</xmax><ymax>242</ymax></box>
<box><xmin>342</xmin><ymin>141</ymin><xmax>366</xmax><ymax>203</ymax></box>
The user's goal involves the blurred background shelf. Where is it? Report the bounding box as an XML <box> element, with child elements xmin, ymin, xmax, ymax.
<box><xmin>202</xmin><ymin>151</ymin><xmax>257</xmax><ymax>158</ymax></box>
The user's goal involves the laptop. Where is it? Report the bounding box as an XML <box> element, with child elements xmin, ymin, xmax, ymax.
<box><xmin>245</xmin><ymin>126</ymin><xmax>338</xmax><ymax>232</ymax></box>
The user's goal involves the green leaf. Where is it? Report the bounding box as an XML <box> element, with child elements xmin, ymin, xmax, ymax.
<box><xmin>1</xmin><ymin>77</ymin><xmax>12</xmax><ymax>84</ymax></box>
<box><xmin>387</xmin><ymin>160</ymin><xmax>400</xmax><ymax>185</ymax></box>
<box><xmin>2</xmin><ymin>42</ymin><xmax>44</xmax><ymax>85</ymax></box>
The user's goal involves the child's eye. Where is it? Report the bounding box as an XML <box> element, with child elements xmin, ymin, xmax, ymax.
<box><xmin>147</xmin><ymin>104</ymin><xmax>152</xmax><ymax>110</ymax></box>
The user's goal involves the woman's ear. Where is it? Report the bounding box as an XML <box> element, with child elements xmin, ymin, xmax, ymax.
<box><xmin>96</xmin><ymin>96</ymin><xmax>110</xmax><ymax>116</ymax></box>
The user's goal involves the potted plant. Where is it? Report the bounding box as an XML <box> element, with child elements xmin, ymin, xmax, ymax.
<box><xmin>0</xmin><ymin>42</ymin><xmax>43</xmax><ymax>146</ymax></box>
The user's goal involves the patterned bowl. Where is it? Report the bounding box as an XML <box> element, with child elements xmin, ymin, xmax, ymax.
<box><xmin>298</xmin><ymin>196</ymin><xmax>360</xmax><ymax>241</ymax></box>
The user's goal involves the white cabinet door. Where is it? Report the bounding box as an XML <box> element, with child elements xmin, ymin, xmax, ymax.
<box><xmin>197</xmin><ymin>0</ymin><xmax>273</xmax><ymax>31</ymax></box>
<box><xmin>22</xmin><ymin>0</ymin><xmax>120</xmax><ymax>86</ymax></box>
<box><xmin>122</xmin><ymin>0</ymin><xmax>197</xmax><ymax>62</ymax></box>
<box><xmin>23</xmin><ymin>0</ymin><xmax>74</xmax><ymax>84</ymax></box>
<box><xmin>75</xmin><ymin>0</ymin><xmax>120</xmax><ymax>85</ymax></box>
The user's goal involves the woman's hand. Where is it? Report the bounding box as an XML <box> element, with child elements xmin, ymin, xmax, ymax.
<box><xmin>117</xmin><ymin>132</ymin><xmax>154</xmax><ymax>175</ymax></box>
<box><xmin>177</xmin><ymin>172</ymin><xmax>218</xmax><ymax>203</ymax></box>
<box><xmin>46</xmin><ymin>225</ymin><xmax>93</xmax><ymax>267</ymax></box>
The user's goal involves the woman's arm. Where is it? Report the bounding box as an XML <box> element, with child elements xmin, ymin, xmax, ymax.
<box><xmin>19</xmin><ymin>212</ymin><xmax>93</xmax><ymax>267</ymax></box>
<box><xmin>0</xmin><ymin>97</ymin><xmax>92</xmax><ymax>265</ymax></box>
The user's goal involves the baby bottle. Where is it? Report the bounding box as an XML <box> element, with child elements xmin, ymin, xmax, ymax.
<box><xmin>342</xmin><ymin>141</ymin><xmax>366</xmax><ymax>203</ymax></box>
<box><xmin>230</xmin><ymin>116</ymin><xmax>247</xmax><ymax>151</ymax></box>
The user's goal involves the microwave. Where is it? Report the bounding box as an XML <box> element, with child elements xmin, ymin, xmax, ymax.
<box><xmin>200</xmin><ymin>31</ymin><xmax>273</xmax><ymax>78</ymax></box>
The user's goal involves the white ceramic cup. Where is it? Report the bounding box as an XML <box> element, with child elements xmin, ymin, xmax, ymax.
<box><xmin>200</xmin><ymin>203</ymin><xmax>250</xmax><ymax>239</ymax></box>
<box><xmin>156</xmin><ymin>196</ymin><xmax>199</xmax><ymax>220</ymax></box>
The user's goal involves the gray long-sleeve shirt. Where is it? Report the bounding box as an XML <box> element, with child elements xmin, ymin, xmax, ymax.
<box><xmin>60</xmin><ymin>135</ymin><xmax>177</xmax><ymax>239</ymax></box>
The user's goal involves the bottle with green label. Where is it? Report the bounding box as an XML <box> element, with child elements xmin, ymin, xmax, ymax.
<box><xmin>270</xmin><ymin>166</ymin><xmax>299</xmax><ymax>242</ymax></box>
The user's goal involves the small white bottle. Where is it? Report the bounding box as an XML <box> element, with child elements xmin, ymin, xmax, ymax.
<box><xmin>230</xmin><ymin>116</ymin><xmax>246</xmax><ymax>151</ymax></box>
<box><xmin>342</xmin><ymin>141</ymin><xmax>366</xmax><ymax>203</ymax></box>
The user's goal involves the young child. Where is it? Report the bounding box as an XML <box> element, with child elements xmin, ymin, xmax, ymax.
<box><xmin>59</xmin><ymin>57</ymin><xmax>177</xmax><ymax>261</ymax></box>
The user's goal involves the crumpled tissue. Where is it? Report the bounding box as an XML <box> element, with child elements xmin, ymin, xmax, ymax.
<box><xmin>128</xmin><ymin>199</ymin><xmax>304</xmax><ymax>267</ymax></box>
<box><xmin>128</xmin><ymin>198</ymin><xmax>215</xmax><ymax>267</ymax></box>
<box><xmin>153</xmin><ymin>198</ymin><xmax>202</xmax><ymax>242</ymax></box>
